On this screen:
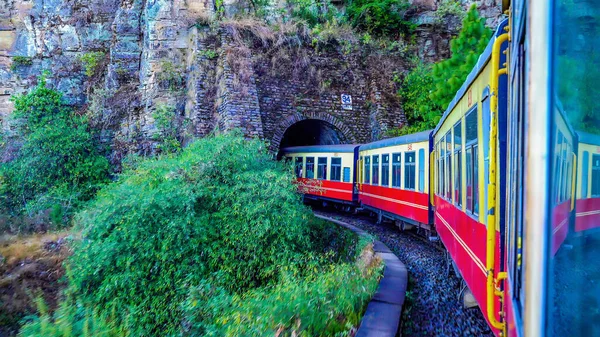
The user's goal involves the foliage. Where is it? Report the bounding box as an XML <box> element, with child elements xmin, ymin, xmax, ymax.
<box><xmin>434</xmin><ymin>0</ymin><xmax>465</xmax><ymax>25</ymax></box>
<box><xmin>19</xmin><ymin>297</ymin><xmax>126</xmax><ymax>337</ymax></box>
<box><xmin>78</xmin><ymin>52</ymin><xmax>106</xmax><ymax>77</ymax></box>
<box><xmin>66</xmin><ymin>133</ymin><xmax>359</xmax><ymax>336</ymax></box>
<box><xmin>198</xmin><ymin>49</ymin><xmax>218</xmax><ymax>59</ymax></box>
<box><xmin>10</xmin><ymin>56</ymin><xmax>33</xmax><ymax>71</ymax></box>
<box><xmin>387</xmin><ymin>59</ymin><xmax>443</xmax><ymax>137</ymax></box>
<box><xmin>345</xmin><ymin>0</ymin><xmax>413</xmax><ymax>37</ymax></box>
<box><xmin>152</xmin><ymin>104</ymin><xmax>183</xmax><ymax>154</ymax></box>
<box><xmin>0</xmin><ymin>77</ymin><xmax>110</xmax><ymax>224</ymax></box>
<box><xmin>157</xmin><ymin>60</ymin><xmax>185</xmax><ymax>92</ymax></box>
<box><xmin>288</xmin><ymin>0</ymin><xmax>340</xmax><ymax>27</ymax></box>
<box><xmin>183</xmin><ymin>256</ymin><xmax>381</xmax><ymax>336</ymax></box>
<box><xmin>430</xmin><ymin>5</ymin><xmax>492</xmax><ymax>109</ymax></box>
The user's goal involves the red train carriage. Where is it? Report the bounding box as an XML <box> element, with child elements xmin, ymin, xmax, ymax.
<box><xmin>575</xmin><ymin>131</ymin><xmax>600</xmax><ymax>234</ymax></box>
<box><xmin>431</xmin><ymin>19</ymin><xmax>509</xmax><ymax>335</ymax></box>
<box><xmin>281</xmin><ymin>145</ymin><xmax>359</xmax><ymax>205</ymax></box>
<box><xmin>356</xmin><ymin>131</ymin><xmax>433</xmax><ymax>230</ymax></box>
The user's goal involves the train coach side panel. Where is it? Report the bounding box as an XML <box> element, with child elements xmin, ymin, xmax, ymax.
<box><xmin>296</xmin><ymin>178</ymin><xmax>354</xmax><ymax>202</ymax></box>
<box><xmin>360</xmin><ymin>185</ymin><xmax>429</xmax><ymax>224</ymax></box>
<box><xmin>575</xmin><ymin>198</ymin><xmax>600</xmax><ymax>232</ymax></box>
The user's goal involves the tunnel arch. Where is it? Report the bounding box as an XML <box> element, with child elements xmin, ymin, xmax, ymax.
<box><xmin>270</xmin><ymin>113</ymin><xmax>357</xmax><ymax>156</ymax></box>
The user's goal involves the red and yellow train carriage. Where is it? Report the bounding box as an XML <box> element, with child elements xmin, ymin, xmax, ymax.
<box><xmin>575</xmin><ymin>131</ymin><xmax>600</xmax><ymax>233</ymax></box>
<box><xmin>356</xmin><ymin>131</ymin><xmax>433</xmax><ymax>230</ymax></box>
<box><xmin>282</xmin><ymin>144</ymin><xmax>359</xmax><ymax>204</ymax></box>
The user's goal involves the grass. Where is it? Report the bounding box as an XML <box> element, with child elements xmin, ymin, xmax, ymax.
<box><xmin>0</xmin><ymin>231</ymin><xmax>73</xmax><ymax>267</ymax></box>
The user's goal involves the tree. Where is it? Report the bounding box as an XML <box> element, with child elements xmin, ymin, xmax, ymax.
<box><xmin>0</xmin><ymin>76</ymin><xmax>109</xmax><ymax>224</ymax></box>
<box><xmin>430</xmin><ymin>5</ymin><xmax>492</xmax><ymax>109</ymax></box>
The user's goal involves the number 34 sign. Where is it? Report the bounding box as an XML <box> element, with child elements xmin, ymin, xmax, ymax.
<box><xmin>341</xmin><ymin>94</ymin><xmax>353</xmax><ymax>110</ymax></box>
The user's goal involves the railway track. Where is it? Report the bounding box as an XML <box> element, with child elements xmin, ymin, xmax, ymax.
<box><xmin>314</xmin><ymin>208</ymin><xmax>493</xmax><ymax>337</ymax></box>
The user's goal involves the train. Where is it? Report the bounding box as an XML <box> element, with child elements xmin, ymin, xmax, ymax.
<box><xmin>282</xmin><ymin>0</ymin><xmax>600</xmax><ymax>335</ymax></box>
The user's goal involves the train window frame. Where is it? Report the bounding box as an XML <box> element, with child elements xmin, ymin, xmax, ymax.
<box><xmin>405</xmin><ymin>151</ymin><xmax>416</xmax><ymax>190</ymax></box>
<box><xmin>592</xmin><ymin>154</ymin><xmax>600</xmax><ymax>197</ymax></box>
<box><xmin>317</xmin><ymin>157</ymin><xmax>327</xmax><ymax>180</ymax></box>
<box><xmin>294</xmin><ymin>157</ymin><xmax>304</xmax><ymax>178</ymax></box>
<box><xmin>418</xmin><ymin>149</ymin><xmax>425</xmax><ymax>192</ymax></box>
<box><xmin>581</xmin><ymin>151</ymin><xmax>589</xmax><ymax>198</ymax></box>
<box><xmin>382</xmin><ymin>154</ymin><xmax>390</xmax><ymax>187</ymax></box>
<box><xmin>306</xmin><ymin>157</ymin><xmax>315</xmax><ymax>179</ymax></box>
<box><xmin>454</xmin><ymin>121</ymin><xmax>463</xmax><ymax>207</ymax></box>
<box><xmin>392</xmin><ymin>152</ymin><xmax>402</xmax><ymax>188</ymax></box>
<box><xmin>445</xmin><ymin>132</ymin><xmax>453</xmax><ymax>200</ymax></box>
<box><xmin>359</xmin><ymin>156</ymin><xmax>363</xmax><ymax>183</ymax></box>
<box><xmin>343</xmin><ymin>167</ymin><xmax>351</xmax><ymax>183</ymax></box>
<box><xmin>465</xmin><ymin>108</ymin><xmax>479</xmax><ymax>215</ymax></box>
<box><xmin>372</xmin><ymin>155</ymin><xmax>380</xmax><ymax>185</ymax></box>
<box><xmin>364</xmin><ymin>156</ymin><xmax>371</xmax><ymax>184</ymax></box>
<box><xmin>330</xmin><ymin>157</ymin><xmax>342</xmax><ymax>182</ymax></box>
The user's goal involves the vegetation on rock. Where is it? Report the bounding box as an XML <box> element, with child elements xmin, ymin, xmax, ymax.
<box><xmin>0</xmin><ymin>77</ymin><xmax>109</xmax><ymax>229</ymax></box>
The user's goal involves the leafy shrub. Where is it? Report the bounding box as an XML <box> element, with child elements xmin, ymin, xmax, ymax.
<box><xmin>152</xmin><ymin>104</ymin><xmax>183</xmax><ymax>153</ymax></box>
<box><xmin>434</xmin><ymin>0</ymin><xmax>465</xmax><ymax>25</ymax></box>
<box><xmin>78</xmin><ymin>52</ymin><xmax>106</xmax><ymax>77</ymax></box>
<box><xmin>387</xmin><ymin>58</ymin><xmax>443</xmax><ymax>136</ymax></box>
<box><xmin>430</xmin><ymin>5</ymin><xmax>492</xmax><ymax>108</ymax></box>
<box><xmin>0</xmin><ymin>77</ymin><xmax>110</xmax><ymax>224</ymax></box>
<box><xmin>289</xmin><ymin>0</ymin><xmax>340</xmax><ymax>27</ymax></box>
<box><xmin>67</xmin><ymin>133</ymin><xmax>352</xmax><ymax>336</ymax></box>
<box><xmin>19</xmin><ymin>297</ymin><xmax>125</xmax><ymax>337</ymax></box>
<box><xmin>10</xmin><ymin>56</ymin><xmax>33</xmax><ymax>71</ymax></box>
<box><xmin>184</xmin><ymin>254</ymin><xmax>381</xmax><ymax>336</ymax></box>
<box><xmin>345</xmin><ymin>0</ymin><xmax>413</xmax><ymax>37</ymax></box>
<box><xmin>157</xmin><ymin>59</ymin><xmax>185</xmax><ymax>92</ymax></box>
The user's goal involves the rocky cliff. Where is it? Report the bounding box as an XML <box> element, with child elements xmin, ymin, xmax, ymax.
<box><xmin>0</xmin><ymin>0</ymin><xmax>503</xmax><ymax>160</ymax></box>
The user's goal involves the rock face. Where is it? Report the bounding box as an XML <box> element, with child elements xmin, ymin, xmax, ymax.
<box><xmin>0</xmin><ymin>0</ymin><xmax>502</xmax><ymax>160</ymax></box>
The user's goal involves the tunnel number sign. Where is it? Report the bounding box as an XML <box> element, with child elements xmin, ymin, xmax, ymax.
<box><xmin>341</xmin><ymin>94</ymin><xmax>353</xmax><ymax>110</ymax></box>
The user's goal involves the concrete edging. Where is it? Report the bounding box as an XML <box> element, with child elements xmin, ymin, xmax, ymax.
<box><xmin>315</xmin><ymin>214</ymin><xmax>408</xmax><ymax>337</ymax></box>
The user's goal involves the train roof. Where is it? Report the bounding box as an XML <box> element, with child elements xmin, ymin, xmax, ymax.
<box><xmin>577</xmin><ymin>131</ymin><xmax>600</xmax><ymax>146</ymax></box>
<box><xmin>359</xmin><ymin>130</ymin><xmax>432</xmax><ymax>151</ymax></box>
<box><xmin>433</xmin><ymin>18</ymin><xmax>509</xmax><ymax>135</ymax></box>
<box><xmin>281</xmin><ymin>144</ymin><xmax>359</xmax><ymax>154</ymax></box>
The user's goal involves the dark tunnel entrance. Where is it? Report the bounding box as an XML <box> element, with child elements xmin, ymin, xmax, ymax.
<box><xmin>277</xmin><ymin>119</ymin><xmax>348</xmax><ymax>158</ymax></box>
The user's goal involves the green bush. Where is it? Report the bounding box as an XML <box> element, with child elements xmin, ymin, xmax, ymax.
<box><xmin>345</xmin><ymin>0</ymin><xmax>413</xmax><ymax>37</ymax></box>
<box><xmin>0</xmin><ymin>77</ymin><xmax>110</xmax><ymax>223</ymax></box>
<box><xmin>10</xmin><ymin>56</ymin><xmax>33</xmax><ymax>71</ymax></box>
<box><xmin>19</xmin><ymin>297</ymin><xmax>125</xmax><ymax>337</ymax></box>
<box><xmin>289</xmin><ymin>0</ymin><xmax>340</xmax><ymax>27</ymax></box>
<box><xmin>387</xmin><ymin>58</ymin><xmax>443</xmax><ymax>137</ymax></box>
<box><xmin>66</xmin><ymin>133</ymin><xmax>354</xmax><ymax>336</ymax></box>
<box><xmin>79</xmin><ymin>52</ymin><xmax>106</xmax><ymax>77</ymax></box>
<box><xmin>184</xmin><ymin>258</ymin><xmax>381</xmax><ymax>336</ymax></box>
<box><xmin>430</xmin><ymin>5</ymin><xmax>492</xmax><ymax>108</ymax></box>
<box><xmin>152</xmin><ymin>104</ymin><xmax>183</xmax><ymax>154</ymax></box>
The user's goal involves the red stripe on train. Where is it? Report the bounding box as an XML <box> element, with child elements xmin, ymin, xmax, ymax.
<box><xmin>575</xmin><ymin>198</ymin><xmax>600</xmax><ymax>232</ymax></box>
<box><xmin>295</xmin><ymin>178</ymin><xmax>354</xmax><ymax>202</ymax></box>
<box><xmin>359</xmin><ymin>184</ymin><xmax>429</xmax><ymax>224</ymax></box>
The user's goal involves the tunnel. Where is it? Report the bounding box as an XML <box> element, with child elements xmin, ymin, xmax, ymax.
<box><xmin>277</xmin><ymin>119</ymin><xmax>349</xmax><ymax>158</ymax></box>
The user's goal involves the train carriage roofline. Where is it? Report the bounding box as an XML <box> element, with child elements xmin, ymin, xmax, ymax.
<box><xmin>433</xmin><ymin>18</ymin><xmax>509</xmax><ymax>135</ymax></box>
<box><xmin>281</xmin><ymin>144</ymin><xmax>359</xmax><ymax>153</ymax></box>
<box><xmin>576</xmin><ymin>131</ymin><xmax>600</xmax><ymax>146</ymax></box>
<box><xmin>359</xmin><ymin>129</ymin><xmax>432</xmax><ymax>151</ymax></box>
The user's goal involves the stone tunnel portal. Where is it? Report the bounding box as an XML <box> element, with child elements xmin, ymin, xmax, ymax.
<box><xmin>277</xmin><ymin>119</ymin><xmax>349</xmax><ymax>158</ymax></box>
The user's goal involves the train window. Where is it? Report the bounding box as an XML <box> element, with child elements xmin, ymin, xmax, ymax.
<box><xmin>382</xmin><ymin>154</ymin><xmax>390</xmax><ymax>187</ymax></box>
<box><xmin>392</xmin><ymin>153</ymin><xmax>401</xmax><ymax>188</ymax></box>
<box><xmin>418</xmin><ymin>149</ymin><xmax>425</xmax><ymax>192</ymax></box>
<box><xmin>365</xmin><ymin>156</ymin><xmax>371</xmax><ymax>184</ymax></box>
<box><xmin>466</xmin><ymin>147</ymin><xmax>473</xmax><ymax>212</ymax></box>
<box><xmin>547</xmin><ymin>1</ymin><xmax>600</xmax><ymax>335</ymax></box>
<box><xmin>592</xmin><ymin>155</ymin><xmax>600</xmax><ymax>197</ymax></box>
<box><xmin>330</xmin><ymin>157</ymin><xmax>341</xmax><ymax>181</ymax></box>
<box><xmin>372</xmin><ymin>155</ymin><xmax>380</xmax><ymax>185</ymax></box>
<box><xmin>473</xmin><ymin>144</ymin><xmax>479</xmax><ymax>215</ymax></box>
<box><xmin>405</xmin><ymin>152</ymin><xmax>416</xmax><ymax>190</ymax></box>
<box><xmin>581</xmin><ymin>151</ymin><xmax>589</xmax><ymax>198</ymax></box>
<box><xmin>445</xmin><ymin>132</ymin><xmax>452</xmax><ymax>200</ymax></box>
<box><xmin>343</xmin><ymin>167</ymin><xmax>351</xmax><ymax>183</ymax></box>
<box><xmin>454</xmin><ymin>122</ymin><xmax>462</xmax><ymax>206</ymax></box>
<box><xmin>294</xmin><ymin>157</ymin><xmax>303</xmax><ymax>178</ymax></box>
<box><xmin>317</xmin><ymin>157</ymin><xmax>327</xmax><ymax>180</ymax></box>
<box><xmin>306</xmin><ymin>157</ymin><xmax>315</xmax><ymax>179</ymax></box>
